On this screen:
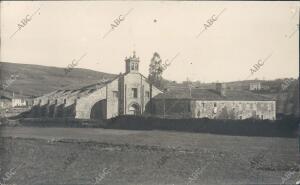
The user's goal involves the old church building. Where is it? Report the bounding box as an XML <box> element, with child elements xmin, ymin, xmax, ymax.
<box><xmin>31</xmin><ymin>52</ymin><xmax>276</xmax><ymax>120</ymax></box>
<box><xmin>32</xmin><ymin>52</ymin><xmax>162</xmax><ymax>119</ymax></box>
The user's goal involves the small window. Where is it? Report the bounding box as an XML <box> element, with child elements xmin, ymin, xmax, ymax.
<box><xmin>131</xmin><ymin>63</ymin><xmax>135</xmax><ymax>70</ymax></box>
<box><xmin>202</xmin><ymin>103</ymin><xmax>205</xmax><ymax>107</ymax></box>
<box><xmin>132</xmin><ymin>88</ymin><xmax>138</xmax><ymax>98</ymax></box>
<box><xmin>145</xmin><ymin>91</ymin><xmax>150</xmax><ymax>98</ymax></box>
<box><xmin>240</xmin><ymin>116</ymin><xmax>242</xmax><ymax>120</ymax></box>
<box><xmin>261</xmin><ymin>115</ymin><xmax>263</xmax><ymax>119</ymax></box>
<box><xmin>214</xmin><ymin>102</ymin><xmax>217</xmax><ymax>107</ymax></box>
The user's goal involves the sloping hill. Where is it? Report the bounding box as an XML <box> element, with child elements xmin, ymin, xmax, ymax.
<box><xmin>0</xmin><ymin>62</ymin><xmax>117</xmax><ymax>97</ymax></box>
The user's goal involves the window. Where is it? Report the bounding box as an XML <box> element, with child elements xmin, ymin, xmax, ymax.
<box><xmin>214</xmin><ymin>102</ymin><xmax>217</xmax><ymax>107</ymax></box>
<box><xmin>240</xmin><ymin>116</ymin><xmax>242</xmax><ymax>120</ymax></box>
<box><xmin>64</xmin><ymin>99</ymin><xmax>66</xmax><ymax>104</ymax></box>
<box><xmin>145</xmin><ymin>91</ymin><xmax>150</xmax><ymax>98</ymax></box>
<box><xmin>132</xmin><ymin>88</ymin><xmax>138</xmax><ymax>98</ymax></box>
<box><xmin>261</xmin><ymin>115</ymin><xmax>263</xmax><ymax>119</ymax></box>
<box><xmin>131</xmin><ymin>63</ymin><xmax>134</xmax><ymax>70</ymax></box>
<box><xmin>113</xmin><ymin>91</ymin><xmax>118</xmax><ymax>98</ymax></box>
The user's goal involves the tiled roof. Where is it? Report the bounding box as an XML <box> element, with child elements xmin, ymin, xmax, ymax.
<box><xmin>153</xmin><ymin>88</ymin><xmax>273</xmax><ymax>101</ymax></box>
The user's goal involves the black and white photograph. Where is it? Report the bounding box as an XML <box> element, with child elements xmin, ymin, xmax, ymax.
<box><xmin>0</xmin><ymin>1</ymin><xmax>299</xmax><ymax>185</ymax></box>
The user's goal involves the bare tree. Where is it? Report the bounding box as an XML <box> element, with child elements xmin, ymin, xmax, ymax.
<box><xmin>148</xmin><ymin>52</ymin><xmax>164</xmax><ymax>89</ymax></box>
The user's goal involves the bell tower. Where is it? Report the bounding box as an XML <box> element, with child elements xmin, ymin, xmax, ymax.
<box><xmin>125</xmin><ymin>51</ymin><xmax>139</xmax><ymax>73</ymax></box>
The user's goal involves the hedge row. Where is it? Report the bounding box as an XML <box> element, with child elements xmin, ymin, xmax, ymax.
<box><xmin>107</xmin><ymin>115</ymin><xmax>299</xmax><ymax>137</ymax></box>
<box><xmin>2</xmin><ymin>116</ymin><xmax>299</xmax><ymax>138</ymax></box>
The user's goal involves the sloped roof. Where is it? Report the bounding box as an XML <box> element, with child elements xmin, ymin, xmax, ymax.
<box><xmin>154</xmin><ymin>88</ymin><xmax>273</xmax><ymax>101</ymax></box>
<box><xmin>0</xmin><ymin>95</ymin><xmax>11</xmax><ymax>100</ymax></box>
<box><xmin>38</xmin><ymin>71</ymin><xmax>163</xmax><ymax>100</ymax></box>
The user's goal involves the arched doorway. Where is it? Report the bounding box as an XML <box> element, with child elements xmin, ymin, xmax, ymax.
<box><xmin>128</xmin><ymin>103</ymin><xmax>140</xmax><ymax>115</ymax></box>
<box><xmin>90</xmin><ymin>99</ymin><xmax>107</xmax><ymax>119</ymax></box>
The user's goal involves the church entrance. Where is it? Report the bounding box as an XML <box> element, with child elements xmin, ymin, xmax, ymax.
<box><xmin>128</xmin><ymin>103</ymin><xmax>141</xmax><ymax>115</ymax></box>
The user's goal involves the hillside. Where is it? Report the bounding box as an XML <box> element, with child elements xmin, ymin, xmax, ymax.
<box><xmin>0</xmin><ymin>62</ymin><xmax>117</xmax><ymax>97</ymax></box>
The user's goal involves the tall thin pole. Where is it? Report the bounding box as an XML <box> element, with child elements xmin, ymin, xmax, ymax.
<box><xmin>187</xmin><ymin>77</ymin><xmax>192</xmax><ymax>97</ymax></box>
<box><xmin>163</xmin><ymin>98</ymin><xmax>165</xmax><ymax>118</ymax></box>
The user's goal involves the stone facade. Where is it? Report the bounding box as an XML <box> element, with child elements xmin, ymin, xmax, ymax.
<box><xmin>192</xmin><ymin>100</ymin><xmax>275</xmax><ymax>120</ymax></box>
<box><xmin>31</xmin><ymin>52</ymin><xmax>162</xmax><ymax>120</ymax></box>
<box><xmin>152</xmin><ymin>85</ymin><xmax>276</xmax><ymax>120</ymax></box>
<box><xmin>152</xmin><ymin>99</ymin><xmax>276</xmax><ymax>120</ymax></box>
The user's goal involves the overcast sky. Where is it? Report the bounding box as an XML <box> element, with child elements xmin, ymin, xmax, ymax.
<box><xmin>1</xmin><ymin>1</ymin><xmax>299</xmax><ymax>82</ymax></box>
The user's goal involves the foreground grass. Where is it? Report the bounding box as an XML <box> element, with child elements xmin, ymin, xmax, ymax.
<box><xmin>0</xmin><ymin>127</ymin><xmax>299</xmax><ymax>185</ymax></box>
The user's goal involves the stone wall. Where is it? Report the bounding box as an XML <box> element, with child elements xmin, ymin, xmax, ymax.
<box><xmin>106</xmin><ymin>78</ymin><xmax>119</xmax><ymax>119</ymax></box>
<box><xmin>151</xmin><ymin>99</ymin><xmax>192</xmax><ymax>118</ymax></box>
<box><xmin>151</xmin><ymin>99</ymin><xmax>276</xmax><ymax>120</ymax></box>
<box><xmin>75</xmin><ymin>88</ymin><xmax>106</xmax><ymax>119</ymax></box>
<box><xmin>192</xmin><ymin>100</ymin><xmax>276</xmax><ymax>120</ymax></box>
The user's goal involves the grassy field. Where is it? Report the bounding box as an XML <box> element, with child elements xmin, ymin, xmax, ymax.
<box><xmin>0</xmin><ymin>127</ymin><xmax>299</xmax><ymax>185</ymax></box>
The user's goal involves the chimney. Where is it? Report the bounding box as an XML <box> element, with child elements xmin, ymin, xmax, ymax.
<box><xmin>216</xmin><ymin>83</ymin><xmax>226</xmax><ymax>96</ymax></box>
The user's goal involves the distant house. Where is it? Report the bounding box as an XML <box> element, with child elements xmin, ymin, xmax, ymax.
<box><xmin>249</xmin><ymin>82</ymin><xmax>261</xmax><ymax>91</ymax></box>
<box><xmin>12</xmin><ymin>98</ymin><xmax>26</xmax><ymax>107</ymax></box>
<box><xmin>12</xmin><ymin>94</ymin><xmax>27</xmax><ymax>107</ymax></box>
<box><xmin>0</xmin><ymin>95</ymin><xmax>12</xmax><ymax>109</ymax></box>
<box><xmin>152</xmin><ymin>83</ymin><xmax>276</xmax><ymax>120</ymax></box>
<box><xmin>2</xmin><ymin>93</ymin><xmax>34</xmax><ymax>108</ymax></box>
